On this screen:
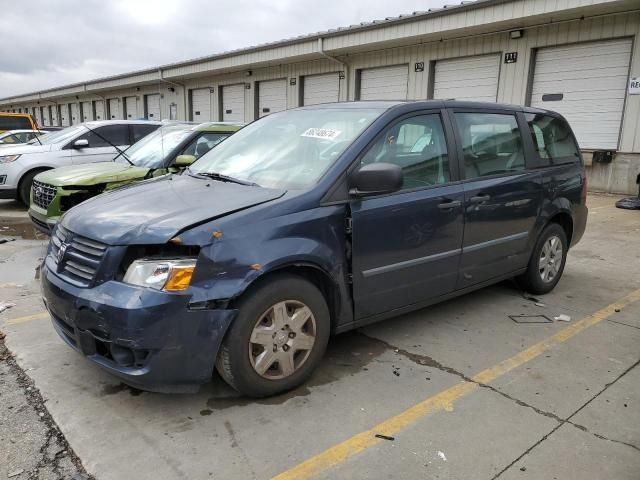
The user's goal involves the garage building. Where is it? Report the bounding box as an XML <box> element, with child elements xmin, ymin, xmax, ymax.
<box><xmin>1</xmin><ymin>0</ymin><xmax>638</xmax><ymax>194</ymax></box>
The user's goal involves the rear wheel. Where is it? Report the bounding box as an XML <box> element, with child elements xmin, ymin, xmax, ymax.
<box><xmin>216</xmin><ymin>274</ymin><xmax>330</xmax><ymax>397</ymax></box>
<box><xmin>18</xmin><ymin>170</ymin><xmax>44</xmax><ymax>206</ymax></box>
<box><xmin>517</xmin><ymin>223</ymin><xmax>568</xmax><ymax>295</ymax></box>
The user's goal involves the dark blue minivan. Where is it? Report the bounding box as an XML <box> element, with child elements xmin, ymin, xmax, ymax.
<box><xmin>41</xmin><ymin>101</ymin><xmax>587</xmax><ymax>396</ymax></box>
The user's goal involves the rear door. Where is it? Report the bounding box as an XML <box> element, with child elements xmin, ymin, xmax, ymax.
<box><xmin>351</xmin><ymin>110</ymin><xmax>464</xmax><ymax>319</ymax></box>
<box><xmin>450</xmin><ymin>109</ymin><xmax>542</xmax><ymax>288</ymax></box>
<box><xmin>70</xmin><ymin>124</ymin><xmax>130</xmax><ymax>163</ymax></box>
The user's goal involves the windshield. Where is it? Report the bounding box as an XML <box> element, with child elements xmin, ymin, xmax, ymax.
<box><xmin>27</xmin><ymin>125</ymin><xmax>85</xmax><ymax>145</ymax></box>
<box><xmin>189</xmin><ymin>108</ymin><xmax>384</xmax><ymax>189</ymax></box>
<box><xmin>118</xmin><ymin>125</ymin><xmax>193</xmax><ymax>168</ymax></box>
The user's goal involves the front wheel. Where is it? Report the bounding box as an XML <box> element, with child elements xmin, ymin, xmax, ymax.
<box><xmin>517</xmin><ymin>223</ymin><xmax>568</xmax><ymax>295</ymax></box>
<box><xmin>216</xmin><ymin>274</ymin><xmax>330</xmax><ymax>397</ymax></box>
<box><xmin>18</xmin><ymin>170</ymin><xmax>42</xmax><ymax>206</ymax></box>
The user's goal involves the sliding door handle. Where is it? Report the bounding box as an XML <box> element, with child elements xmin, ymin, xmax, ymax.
<box><xmin>438</xmin><ymin>200</ymin><xmax>462</xmax><ymax>210</ymax></box>
<box><xmin>469</xmin><ymin>194</ymin><xmax>491</xmax><ymax>204</ymax></box>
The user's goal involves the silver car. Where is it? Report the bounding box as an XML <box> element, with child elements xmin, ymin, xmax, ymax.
<box><xmin>0</xmin><ymin>120</ymin><xmax>161</xmax><ymax>204</ymax></box>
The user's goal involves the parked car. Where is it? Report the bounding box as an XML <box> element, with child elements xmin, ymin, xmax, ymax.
<box><xmin>29</xmin><ymin>122</ymin><xmax>243</xmax><ymax>233</ymax></box>
<box><xmin>0</xmin><ymin>112</ymin><xmax>38</xmax><ymax>133</ymax></box>
<box><xmin>40</xmin><ymin>101</ymin><xmax>588</xmax><ymax>397</ymax></box>
<box><xmin>0</xmin><ymin>120</ymin><xmax>161</xmax><ymax>205</ymax></box>
<box><xmin>0</xmin><ymin>129</ymin><xmax>45</xmax><ymax>146</ymax></box>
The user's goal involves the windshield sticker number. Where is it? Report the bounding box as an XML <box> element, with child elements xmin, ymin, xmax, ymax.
<box><xmin>301</xmin><ymin>128</ymin><xmax>341</xmax><ymax>140</ymax></box>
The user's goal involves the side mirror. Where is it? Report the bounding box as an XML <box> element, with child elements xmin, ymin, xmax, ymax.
<box><xmin>175</xmin><ymin>154</ymin><xmax>196</xmax><ymax>167</ymax></box>
<box><xmin>349</xmin><ymin>162</ymin><xmax>403</xmax><ymax>197</ymax></box>
<box><xmin>72</xmin><ymin>139</ymin><xmax>89</xmax><ymax>149</ymax></box>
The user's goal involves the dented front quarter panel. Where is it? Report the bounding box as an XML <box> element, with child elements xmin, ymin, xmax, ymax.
<box><xmin>182</xmin><ymin>196</ymin><xmax>354</xmax><ymax>330</ymax></box>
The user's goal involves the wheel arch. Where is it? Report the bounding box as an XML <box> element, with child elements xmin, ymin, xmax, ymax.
<box><xmin>229</xmin><ymin>261</ymin><xmax>347</xmax><ymax>333</ymax></box>
<box><xmin>16</xmin><ymin>166</ymin><xmax>53</xmax><ymax>201</ymax></box>
<box><xmin>546</xmin><ymin>210</ymin><xmax>574</xmax><ymax>247</ymax></box>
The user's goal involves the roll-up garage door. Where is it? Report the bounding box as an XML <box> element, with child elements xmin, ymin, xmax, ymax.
<box><xmin>359</xmin><ymin>65</ymin><xmax>408</xmax><ymax>100</ymax></box>
<box><xmin>60</xmin><ymin>104</ymin><xmax>70</xmax><ymax>126</ymax></box>
<box><xmin>145</xmin><ymin>94</ymin><xmax>161</xmax><ymax>120</ymax></box>
<box><xmin>50</xmin><ymin>105</ymin><xmax>59</xmax><ymax>126</ymax></box>
<box><xmin>94</xmin><ymin>100</ymin><xmax>105</xmax><ymax>120</ymax></box>
<box><xmin>81</xmin><ymin>101</ymin><xmax>92</xmax><ymax>121</ymax></box>
<box><xmin>531</xmin><ymin>38</ymin><xmax>632</xmax><ymax>150</ymax></box>
<box><xmin>43</xmin><ymin>106</ymin><xmax>51</xmax><ymax>126</ymax></box>
<box><xmin>124</xmin><ymin>96</ymin><xmax>138</xmax><ymax>119</ymax></box>
<box><xmin>34</xmin><ymin>107</ymin><xmax>42</xmax><ymax>126</ymax></box>
<box><xmin>70</xmin><ymin>103</ymin><xmax>80</xmax><ymax>124</ymax></box>
<box><xmin>108</xmin><ymin>98</ymin><xmax>120</xmax><ymax>119</ymax></box>
<box><xmin>191</xmin><ymin>88</ymin><xmax>212</xmax><ymax>122</ymax></box>
<box><xmin>221</xmin><ymin>84</ymin><xmax>245</xmax><ymax>122</ymax></box>
<box><xmin>433</xmin><ymin>54</ymin><xmax>500</xmax><ymax>102</ymax></box>
<box><xmin>303</xmin><ymin>73</ymin><xmax>340</xmax><ymax>105</ymax></box>
<box><xmin>258</xmin><ymin>79</ymin><xmax>287</xmax><ymax>118</ymax></box>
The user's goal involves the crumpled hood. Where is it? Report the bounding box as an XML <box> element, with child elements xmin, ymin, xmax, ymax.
<box><xmin>61</xmin><ymin>173</ymin><xmax>286</xmax><ymax>245</ymax></box>
<box><xmin>35</xmin><ymin>162</ymin><xmax>149</xmax><ymax>187</ymax></box>
<box><xmin>0</xmin><ymin>144</ymin><xmax>53</xmax><ymax>155</ymax></box>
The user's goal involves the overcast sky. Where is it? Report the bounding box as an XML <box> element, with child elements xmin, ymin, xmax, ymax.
<box><xmin>0</xmin><ymin>0</ymin><xmax>450</xmax><ymax>97</ymax></box>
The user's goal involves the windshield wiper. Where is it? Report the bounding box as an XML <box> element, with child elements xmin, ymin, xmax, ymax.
<box><xmin>189</xmin><ymin>170</ymin><xmax>259</xmax><ymax>187</ymax></box>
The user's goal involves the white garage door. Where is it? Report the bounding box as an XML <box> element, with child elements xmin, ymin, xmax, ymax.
<box><xmin>434</xmin><ymin>54</ymin><xmax>501</xmax><ymax>102</ymax></box>
<box><xmin>42</xmin><ymin>106</ymin><xmax>51</xmax><ymax>126</ymax></box>
<box><xmin>34</xmin><ymin>107</ymin><xmax>42</xmax><ymax>126</ymax></box>
<box><xmin>303</xmin><ymin>73</ymin><xmax>340</xmax><ymax>105</ymax></box>
<box><xmin>81</xmin><ymin>101</ymin><xmax>93</xmax><ymax>121</ymax></box>
<box><xmin>531</xmin><ymin>39</ymin><xmax>632</xmax><ymax>150</ymax></box>
<box><xmin>221</xmin><ymin>84</ymin><xmax>245</xmax><ymax>122</ymax></box>
<box><xmin>191</xmin><ymin>88</ymin><xmax>212</xmax><ymax>122</ymax></box>
<box><xmin>50</xmin><ymin>105</ymin><xmax>59</xmax><ymax>126</ymax></box>
<box><xmin>359</xmin><ymin>65</ymin><xmax>408</xmax><ymax>100</ymax></box>
<box><xmin>94</xmin><ymin>100</ymin><xmax>105</xmax><ymax>120</ymax></box>
<box><xmin>70</xmin><ymin>103</ymin><xmax>80</xmax><ymax>124</ymax></box>
<box><xmin>145</xmin><ymin>94</ymin><xmax>161</xmax><ymax>120</ymax></box>
<box><xmin>124</xmin><ymin>96</ymin><xmax>138</xmax><ymax>119</ymax></box>
<box><xmin>258</xmin><ymin>79</ymin><xmax>287</xmax><ymax>118</ymax></box>
<box><xmin>108</xmin><ymin>98</ymin><xmax>120</xmax><ymax>119</ymax></box>
<box><xmin>60</xmin><ymin>104</ymin><xmax>70</xmax><ymax>126</ymax></box>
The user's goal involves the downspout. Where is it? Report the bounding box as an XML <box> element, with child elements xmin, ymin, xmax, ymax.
<box><xmin>159</xmin><ymin>68</ymin><xmax>186</xmax><ymax>120</ymax></box>
<box><xmin>317</xmin><ymin>37</ymin><xmax>350</xmax><ymax>102</ymax></box>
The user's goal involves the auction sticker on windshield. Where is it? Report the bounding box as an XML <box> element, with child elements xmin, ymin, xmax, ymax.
<box><xmin>301</xmin><ymin>128</ymin><xmax>341</xmax><ymax>140</ymax></box>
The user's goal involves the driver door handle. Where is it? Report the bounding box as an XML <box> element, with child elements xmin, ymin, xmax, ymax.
<box><xmin>469</xmin><ymin>194</ymin><xmax>491</xmax><ymax>204</ymax></box>
<box><xmin>438</xmin><ymin>199</ymin><xmax>462</xmax><ymax>210</ymax></box>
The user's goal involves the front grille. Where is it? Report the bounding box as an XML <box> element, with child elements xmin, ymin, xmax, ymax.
<box><xmin>32</xmin><ymin>179</ymin><xmax>57</xmax><ymax>209</ymax></box>
<box><xmin>50</xmin><ymin>224</ymin><xmax>108</xmax><ymax>287</ymax></box>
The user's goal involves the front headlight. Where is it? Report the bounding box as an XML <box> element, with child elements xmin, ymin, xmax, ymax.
<box><xmin>123</xmin><ymin>258</ymin><xmax>197</xmax><ymax>291</ymax></box>
<box><xmin>0</xmin><ymin>154</ymin><xmax>21</xmax><ymax>163</ymax></box>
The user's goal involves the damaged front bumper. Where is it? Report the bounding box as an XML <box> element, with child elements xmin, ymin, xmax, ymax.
<box><xmin>41</xmin><ymin>261</ymin><xmax>237</xmax><ymax>393</ymax></box>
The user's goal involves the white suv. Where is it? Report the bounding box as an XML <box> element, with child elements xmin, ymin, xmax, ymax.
<box><xmin>0</xmin><ymin>120</ymin><xmax>161</xmax><ymax>204</ymax></box>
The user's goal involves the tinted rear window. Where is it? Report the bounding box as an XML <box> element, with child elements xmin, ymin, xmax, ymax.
<box><xmin>525</xmin><ymin>113</ymin><xmax>580</xmax><ymax>165</ymax></box>
<box><xmin>0</xmin><ymin>115</ymin><xmax>31</xmax><ymax>130</ymax></box>
<box><xmin>131</xmin><ymin>124</ymin><xmax>160</xmax><ymax>143</ymax></box>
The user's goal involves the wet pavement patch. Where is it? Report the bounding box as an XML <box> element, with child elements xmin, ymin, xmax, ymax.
<box><xmin>0</xmin><ymin>216</ymin><xmax>48</xmax><ymax>241</ymax></box>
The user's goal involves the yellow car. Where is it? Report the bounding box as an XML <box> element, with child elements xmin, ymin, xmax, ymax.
<box><xmin>0</xmin><ymin>112</ymin><xmax>38</xmax><ymax>133</ymax></box>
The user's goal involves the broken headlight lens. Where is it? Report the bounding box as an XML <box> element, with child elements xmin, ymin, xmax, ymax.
<box><xmin>123</xmin><ymin>258</ymin><xmax>197</xmax><ymax>291</ymax></box>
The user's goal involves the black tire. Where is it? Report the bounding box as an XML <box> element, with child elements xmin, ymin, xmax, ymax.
<box><xmin>216</xmin><ymin>274</ymin><xmax>330</xmax><ymax>397</ymax></box>
<box><xmin>18</xmin><ymin>170</ymin><xmax>44</xmax><ymax>206</ymax></box>
<box><xmin>517</xmin><ymin>223</ymin><xmax>568</xmax><ymax>295</ymax></box>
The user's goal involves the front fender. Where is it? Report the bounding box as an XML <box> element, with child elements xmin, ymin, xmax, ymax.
<box><xmin>185</xmin><ymin>204</ymin><xmax>353</xmax><ymax>326</ymax></box>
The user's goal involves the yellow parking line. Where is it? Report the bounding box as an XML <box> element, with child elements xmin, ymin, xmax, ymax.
<box><xmin>272</xmin><ymin>288</ymin><xmax>640</xmax><ymax>480</ymax></box>
<box><xmin>4</xmin><ymin>312</ymin><xmax>49</xmax><ymax>325</ymax></box>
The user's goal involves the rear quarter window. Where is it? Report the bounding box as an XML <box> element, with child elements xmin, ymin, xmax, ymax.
<box><xmin>525</xmin><ymin>113</ymin><xmax>581</xmax><ymax>165</ymax></box>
